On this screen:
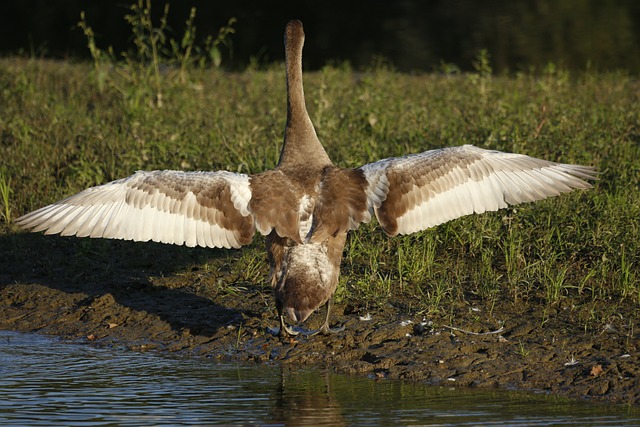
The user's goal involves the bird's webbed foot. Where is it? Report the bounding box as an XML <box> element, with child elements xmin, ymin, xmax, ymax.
<box><xmin>268</xmin><ymin>298</ymin><xmax>343</xmax><ymax>337</ymax></box>
<box><xmin>268</xmin><ymin>315</ymin><xmax>343</xmax><ymax>337</ymax></box>
<box><xmin>267</xmin><ymin>315</ymin><xmax>304</xmax><ymax>337</ymax></box>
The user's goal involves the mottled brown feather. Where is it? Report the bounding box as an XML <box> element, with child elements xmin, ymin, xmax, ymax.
<box><xmin>16</xmin><ymin>170</ymin><xmax>255</xmax><ymax>249</ymax></box>
<box><xmin>130</xmin><ymin>171</ymin><xmax>255</xmax><ymax>245</ymax></box>
<box><xmin>249</xmin><ymin>171</ymin><xmax>307</xmax><ymax>243</ymax></box>
<box><xmin>269</xmin><ymin>231</ymin><xmax>346</xmax><ymax>323</ymax></box>
<box><xmin>362</xmin><ymin>146</ymin><xmax>596</xmax><ymax>237</ymax></box>
<box><xmin>311</xmin><ymin>167</ymin><xmax>370</xmax><ymax>242</ymax></box>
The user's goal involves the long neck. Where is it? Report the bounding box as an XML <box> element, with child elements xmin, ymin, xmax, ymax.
<box><xmin>278</xmin><ymin>20</ymin><xmax>331</xmax><ymax>170</ymax></box>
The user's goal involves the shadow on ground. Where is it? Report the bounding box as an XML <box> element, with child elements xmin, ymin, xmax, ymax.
<box><xmin>0</xmin><ymin>231</ymin><xmax>251</xmax><ymax>338</ymax></box>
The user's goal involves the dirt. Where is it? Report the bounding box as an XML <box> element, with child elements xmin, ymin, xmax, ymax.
<box><xmin>1</xmin><ymin>232</ymin><xmax>638</xmax><ymax>406</ymax></box>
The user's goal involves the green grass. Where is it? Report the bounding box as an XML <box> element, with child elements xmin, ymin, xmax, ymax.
<box><xmin>0</xmin><ymin>168</ymin><xmax>12</xmax><ymax>223</ymax></box>
<box><xmin>1</xmin><ymin>54</ymin><xmax>638</xmax><ymax>330</ymax></box>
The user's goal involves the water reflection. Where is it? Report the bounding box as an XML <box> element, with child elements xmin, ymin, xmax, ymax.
<box><xmin>272</xmin><ymin>369</ymin><xmax>346</xmax><ymax>426</ymax></box>
<box><xmin>0</xmin><ymin>330</ymin><xmax>637</xmax><ymax>426</ymax></box>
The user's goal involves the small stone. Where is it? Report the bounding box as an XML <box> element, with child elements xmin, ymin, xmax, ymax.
<box><xmin>590</xmin><ymin>364</ymin><xmax>603</xmax><ymax>376</ymax></box>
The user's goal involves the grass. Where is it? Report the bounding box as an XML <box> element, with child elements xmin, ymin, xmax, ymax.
<box><xmin>0</xmin><ymin>49</ymin><xmax>639</xmax><ymax>331</ymax></box>
<box><xmin>77</xmin><ymin>0</ymin><xmax>236</xmax><ymax>108</ymax></box>
<box><xmin>0</xmin><ymin>168</ymin><xmax>12</xmax><ymax>223</ymax></box>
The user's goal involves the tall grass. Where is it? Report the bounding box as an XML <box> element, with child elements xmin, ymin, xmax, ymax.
<box><xmin>77</xmin><ymin>0</ymin><xmax>236</xmax><ymax>108</ymax></box>
<box><xmin>1</xmin><ymin>46</ymin><xmax>638</xmax><ymax>330</ymax></box>
<box><xmin>0</xmin><ymin>168</ymin><xmax>12</xmax><ymax>223</ymax></box>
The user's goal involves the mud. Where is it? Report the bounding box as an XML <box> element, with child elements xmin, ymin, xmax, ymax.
<box><xmin>1</xmin><ymin>233</ymin><xmax>638</xmax><ymax>405</ymax></box>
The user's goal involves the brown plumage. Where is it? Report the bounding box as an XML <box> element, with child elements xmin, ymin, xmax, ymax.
<box><xmin>16</xmin><ymin>20</ymin><xmax>597</xmax><ymax>337</ymax></box>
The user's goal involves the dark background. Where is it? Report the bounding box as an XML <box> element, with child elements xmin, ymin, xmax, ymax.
<box><xmin>1</xmin><ymin>0</ymin><xmax>639</xmax><ymax>73</ymax></box>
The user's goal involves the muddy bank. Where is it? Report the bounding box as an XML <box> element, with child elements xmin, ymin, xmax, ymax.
<box><xmin>1</xmin><ymin>233</ymin><xmax>638</xmax><ymax>406</ymax></box>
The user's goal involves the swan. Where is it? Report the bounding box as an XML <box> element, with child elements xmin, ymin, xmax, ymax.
<box><xmin>16</xmin><ymin>20</ymin><xmax>597</xmax><ymax>337</ymax></box>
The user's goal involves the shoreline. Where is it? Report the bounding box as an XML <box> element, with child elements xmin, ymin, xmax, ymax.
<box><xmin>2</xmin><ymin>240</ymin><xmax>638</xmax><ymax>406</ymax></box>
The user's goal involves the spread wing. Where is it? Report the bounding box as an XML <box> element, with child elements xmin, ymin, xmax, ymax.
<box><xmin>359</xmin><ymin>144</ymin><xmax>597</xmax><ymax>236</ymax></box>
<box><xmin>16</xmin><ymin>170</ymin><xmax>256</xmax><ymax>249</ymax></box>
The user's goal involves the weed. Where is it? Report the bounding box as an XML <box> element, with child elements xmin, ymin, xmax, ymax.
<box><xmin>516</xmin><ymin>341</ymin><xmax>531</xmax><ymax>357</ymax></box>
<box><xmin>235</xmin><ymin>322</ymin><xmax>245</xmax><ymax>351</ymax></box>
<box><xmin>235</xmin><ymin>247</ymin><xmax>268</xmax><ymax>286</ymax></box>
<box><xmin>617</xmin><ymin>244</ymin><xmax>637</xmax><ymax>300</ymax></box>
<box><xmin>421</xmin><ymin>276</ymin><xmax>454</xmax><ymax>315</ymax></box>
<box><xmin>543</xmin><ymin>261</ymin><xmax>569</xmax><ymax>303</ymax></box>
<box><xmin>0</xmin><ymin>169</ymin><xmax>12</xmax><ymax>223</ymax></box>
<box><xmin>77</xmin><ymin>0</ymin><xmax>236</xmax><ymax>108</ymax></box>
<box><xmin>468</xmin><ymin>49</ymin><xmax>493</xmax><ymax>99</ymax></box>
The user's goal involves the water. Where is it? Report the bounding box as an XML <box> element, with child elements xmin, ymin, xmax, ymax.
<box><xmin>0</xmin><ymin>330</ymin><xmax>637</xmax><ymax>426</ymax></box>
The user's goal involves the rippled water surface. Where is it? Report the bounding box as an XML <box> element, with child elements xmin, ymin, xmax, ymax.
<box><xmin>0</xmin><ymin>330</ymin><xmax>637</xmax><ymax>426</ymax></box>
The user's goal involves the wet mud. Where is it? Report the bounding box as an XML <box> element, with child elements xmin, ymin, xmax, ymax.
<box><xmin>1</xmin><ymin>233</ymin><xmax>638</xmax><ymax>405</ymax></box>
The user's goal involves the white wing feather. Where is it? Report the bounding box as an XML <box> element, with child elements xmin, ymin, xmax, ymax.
<box><xmin>16</xmin><ymin>170</ymin><xmax>255</xmax><ymax>249</ymax></box>
<box><xmin>360</xmin><ymin>145</ymin><xmax>596</xmax><ymax>236</ymax></box>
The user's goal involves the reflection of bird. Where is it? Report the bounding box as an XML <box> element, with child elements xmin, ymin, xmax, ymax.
<box><xmin>272</xmin><ymin>368</ymin><xmax>345</xmax><ymax>426</ymax></box>
<box><xmin>16</xmin><ymin>20</ymin><xmax>597</xmax><ymax>337</ymax></box>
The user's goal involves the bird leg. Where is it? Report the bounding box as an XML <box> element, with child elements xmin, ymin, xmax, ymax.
<box><xmin>315</xmin><ymin>297</ymin><xmax>345</xmax><ymax>335</ymax></box>
<box><xmin>267</xmin><ymin>300</ymin><xmax>302</xmax><ymax>337</ymax></box>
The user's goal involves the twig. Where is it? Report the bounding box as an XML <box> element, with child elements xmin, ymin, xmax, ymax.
<box><xmin>443</xmin><ymin>324</ymin><xmax>505</xmax><ymax>335</ymax></box>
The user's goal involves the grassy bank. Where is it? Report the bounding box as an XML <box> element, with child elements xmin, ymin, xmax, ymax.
<box><xmin>1</xmin><ymin>57</ymin><xmax>638</xmax><ymax>332</ymax></box>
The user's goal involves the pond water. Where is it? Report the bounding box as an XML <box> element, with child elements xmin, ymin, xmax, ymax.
<box><xmin>0</xmin><ymin>330</ymin><xmax>637</xmax><ymax>426</ymax></box>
